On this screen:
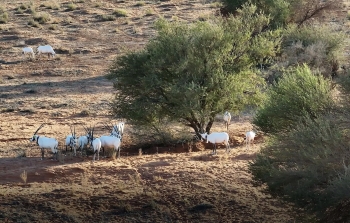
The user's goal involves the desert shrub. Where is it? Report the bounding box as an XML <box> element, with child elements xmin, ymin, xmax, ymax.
<box><xmin>17</xmin><ymin>3</ymin><xmax>36</xmax><ymax>14</ymax></box>
<box><xmin>281</xmin><ymin>24</ymin><xmax>345</xmax><ymax>77</ymax></box>
<box><xmin>26</xmin><ymin>6</ymin><xmax>36</xmax><ymax>14</ymax></box>
<box><xmin>43</xmin><ymin>1</ymin><xmax>60</xmax><ymax>10</ymax></box>
<box><xmin>0</xmin><ymin>7</ymin><xmax>8</xmax><ymax>24</ymax></box>
<box><xmin>66</xmin><ymin>3</ymin><xmax>77</xmax><ymax>11</ymax></box>
<box><xmin>265</xmin><ymin>24</ymin><xmax>345</xmax><ymax>83</ymax></box>
<box><xmin>28</xmin><ymin>19</ymin><xmax>40</xmax><ymax>27</ymax></box>
<box><xmin>253</xmin><ymin>64</ymin><xmax>334</xmax><ymax>134</ymax></box>
<box><xmin>250</xmin><ymin>113</ymin><xmax>350</xmax><ymax>218</ymax></box>
<box><xmin>145</xmin><ymin>8</ymin><xmax>154</xmax><ymax>16</ymax></box>
<box><xmin>33</xmin><ymin>12</ymin><xmax>51</xmax><ymax>24</ymax></box>
<box><xmin>100</xmin><ymin>14</ymin><xmax>116</xmax><ymax>21</ymax></box>
<box><xmin>113</xmin><ymin>9</ymin><xmax>128</xmax><ymax>17</ymax></box>
<box><xmin>135</xmin><ymin>1</ymin><xmax>146</xmax><ymax>6</ymax></box>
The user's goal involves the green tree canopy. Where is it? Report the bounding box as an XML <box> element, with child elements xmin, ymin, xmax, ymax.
<box><xmin>107</xmin><ymin>4</ymin><xmax>281</xmax><ymax>137</ymax></box>
<box><xmin>253</xmin><ymin>64</ymin><xmax>335</xmax><ymax>134</ymax></box>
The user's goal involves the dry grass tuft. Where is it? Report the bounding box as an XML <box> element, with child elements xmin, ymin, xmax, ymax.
<box><xmin>113</xmin><ymin>9</ymin><xmax>128</xmax><ymax>17</ymax></box>
<box><xmin>33</xmin><ymin>12</ymin><xmax>51</xmax><ymax>24</ymax></box>
<box><xmin>0</xmin><ymin>7</ymin><xmax>8</xmax><ymax>24</ymax></box>
<box><xmin>20</xmin><ymin>170</ymin><xmax>27</xmax><ymax>184</ymax></box>
<box><xmin>66</xmin><ymin>2</ymin><xmax>78</xmax><ymax>11</ymax></box>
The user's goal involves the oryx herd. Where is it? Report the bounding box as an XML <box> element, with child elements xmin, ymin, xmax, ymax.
<box><xmin>29</xmin><ymin>122</ymin><xmax>124</xmax><ymax>162</ymax></box>
<box><xmin>29</xmin><ymin>111</ymin><xmax>256</xmax><ymax>160</ymax></box>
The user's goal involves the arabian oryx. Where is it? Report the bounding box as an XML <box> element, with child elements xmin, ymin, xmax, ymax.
<box><xmin>65</xmin><ymin>126</ymin><xmax>77</xmax><ymax>156</ymax></box>
<box><xmin>29</xmin><ymin>123</ymin><xmax>58</xmax><ymax>160</ymax></box>
<box><xmin>223</xmin><ymin>111</ymin><xmax>231</xmax><ymax>131</ymax></box>
<box><xmin>77</xmin><ymin>126</ymin><xmax>90</xmax><ymax>156</ymax></box>
<box><xmin>87</xmin><ymin>126</ymin><xmax>102</xmax><ymax>162</ymax></box>
<box><xmin>245</xmin><ymin>131</ymin><xmax>256</xmax><ymax>151</ymax></box>
<box><xmin>101</xmin><ymin>123</ymin><xmax>122</xmax><ymax>158</ymax></box>
<box><xmin>200</xmin><ymin>132</ymin><xmax>230</xmax><ymax>155</ymax></box>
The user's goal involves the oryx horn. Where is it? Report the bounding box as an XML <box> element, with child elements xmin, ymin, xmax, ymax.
<box><xmin>33</xmin><ymin>123</ymin><xmax>45</xmax><ymax>135</ymax></box>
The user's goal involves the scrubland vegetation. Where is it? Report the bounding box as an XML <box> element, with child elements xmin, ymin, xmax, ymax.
<box><xmin>0</xmin><ymin>0</ymin><xmax>350</xmax><ymax>222</ymax></box>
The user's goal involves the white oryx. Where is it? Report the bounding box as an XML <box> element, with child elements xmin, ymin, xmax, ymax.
<box><xmin>87</xmin><ymin>126</ymin><xmax>102</xmax><ymax>162</ymax></box>
<box><xmin>29</xmin><ymin>123</ymin><xmax>58</xmax><ymax>160</ymax></box>
<box><xmin>245</xmin><ymin>131</ymin><xmax>256</xmax><ymax>151</ymax></box>
<box><xmin>22</xmin><ymin>47</ymin><xmax>35</xmax><ymax>59</ymax></box>
<box><xmin>37</xmin><ymin>45</ymin><xmax>56</xmax><ymax>58</ymax></box>
<box><xmin>65</xmin><ymin>126</ymin><xmax>77</xmax><ymax>156</ymax></box>
<box><xmin>223</xmin><ymin>111</ymin><xmax>231</xmax><ymax>131</ymax></box>
<box><xmin>101</xmin><ymin>123</ymin><xmax>122</xmax><ymax>159</ymax></box>
<box><xmin>200</xmin><ymin>132</ymin><xmax>230</xmax><ymax>155</ymax></box>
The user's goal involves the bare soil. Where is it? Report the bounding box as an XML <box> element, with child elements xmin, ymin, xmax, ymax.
<box><xmin>0</xmin><ymin>0</ymin><xmax>348</xmax><ymax>222</ymax></box>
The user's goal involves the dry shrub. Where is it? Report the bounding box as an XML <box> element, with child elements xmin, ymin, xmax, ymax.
<box><xmin>20</xmin><ymin>170</ymin><xmax>27</xmax><ymax>184</ymax></box>
<box><xmin>33</xmin><ymin>12</ymin><xmax>51</xmax><ymax>24</ymax></box>
<box><xmin>28</xmin><ymin>19</ymin><xmax>40</xmax><ymax>28</ymax></box>
<box><xmin>0</xmin><ymin>7</ymin><xmax>8</xmax><ymax>24</ymax></box>
<box><xmin>281</xmin><ymin>24</ymin><xmax>345</xmax><ymax>78</ymax></box>
<box><xmin>42</xmin><ymin>1</ymin><xmax>60</xmax><ymax>10</ymax></box>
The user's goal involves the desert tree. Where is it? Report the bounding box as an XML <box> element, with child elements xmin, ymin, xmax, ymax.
<box><xmin>220</xmin><ymin>0</ymin><xmax>342</xmax><ymax>28</ymax></box>
<box><xmin>107</xmin><ymin>4</ymin><xmax>281</xmax><ymax>138</ymax></box>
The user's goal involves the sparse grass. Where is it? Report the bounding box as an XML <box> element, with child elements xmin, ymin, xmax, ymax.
<box><xmin>145</xmin><ymin>8</ymin><xmax>154</xmax><ymax>16</ymax></box>
<box><xmin>42</xmin><ymin>1</ymin><xmax>60</xmax><ymax>10</ymax></box>
<box><xmin>20</xmin><ymin>107</ymin><xmax>35</xmax><ymax>113</ymax></box>
<box><xmin>16</xmin><ymin>3</ymin><xmax>36</xmax><ymax>14</ymax></box>
<box><xmin>1</xmin><ymin>107</ymin><xmax>15</xmax><ymax>113</ymax></box>
<box><xmin>79</xmin><ymin>110</ymin><xmax>90</xmax><ymax>117</ymax></box>
<box><xmin>0</xmin><ymin>7</ymin><xmax>8</xmax><ymax>24</ymax></box>
<box><xmin>66</xmin><ymin>2</ymin><xmax>78</xmax><ymax>11</ymax></box>
<box><xmin>28</xmin><ymin>19</ymin><xmax>40</xmax><ymax>27</ymax></box>
<box><xmin>210</xmin><ymin>1</ymin><xmax>222</xmax><ymax>8</ymax></box>
<box><xmin>113</xmin><ymin>9</ymin><xmax>128</xmax><ymax>17</ymax></box>
<box><xmin>100</xmin><ymin>14</ymin><xmax>116</xmax><ymax>21</ymax></box>
<box><xmin>33</xmin><ymin>12</ymin><xmax>51</xmax><ymax>24</ymax></box>
<box><xmin>135</xmin><ymin>1</ymin><xmax>146</xmax><ymax>7</ymax></box>
<box><xmin>131</xmin><ymin>25</ymin><xmax>141</xmax><ymax>34</ymax></box>
<box><xmin>347</xmin><ymin>11</ymin><xmax>350</xmax><ymax>20</ymax></box>
<box><xmin>26</xmin><ymin>6</ymin><xmax>37</xmax><ymax>15</ymax></box>
<box><xmin>20</xmin><ymin>170</ymin><xmax>27</xmax><ymax>184</ymax></box>
<box><xmin>198</xmin><ymin>13</ymin><xmax>210</xmax><ymax>21</ymax></box>
<box><xmin>62</xmin><ymin>16</ymin><xmax>74</xmax><ymax>25</ymax></box>
<box><xmin>48</xmin><ymin>24</ymin><xmax>58</xmax><ymax>30</ymax></box>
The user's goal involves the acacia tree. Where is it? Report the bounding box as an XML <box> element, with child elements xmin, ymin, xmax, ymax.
<box><xmin>107</xmin><ymin>4</ymin><xmax>281</xmax><ymax>137</ymax></box>
<box><xmin>220</xmin><ymin>0</ymin><xmax>342</xmax><ymax>28</ymax></box>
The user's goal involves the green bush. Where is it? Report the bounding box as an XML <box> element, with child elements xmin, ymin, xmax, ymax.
<box><xmin>253</xmin><ymin>64</ymin><xmax>334</xmax><ymax>134</ymax></box>
<box><xmin>250</xmin><ymin>114</ymin><xmax>350</xmax><ymax>217</ymax></box>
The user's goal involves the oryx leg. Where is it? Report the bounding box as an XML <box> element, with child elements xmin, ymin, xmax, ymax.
<box><xmin>41</xmin><ymin>148</ymin><xmax>44</xmax><ymax>160</ymax></box>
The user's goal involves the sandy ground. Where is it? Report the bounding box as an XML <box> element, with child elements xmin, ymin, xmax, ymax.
<box><xmin>1</xmin><ymin>0</ymin><xmax>348</xmax><ymax>222</ymax></box>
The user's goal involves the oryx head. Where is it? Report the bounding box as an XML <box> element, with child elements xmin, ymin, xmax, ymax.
<box><xmin>30</xmin><ymin>123</ymin><xmax>45</xmax><ymax>142</ymax></box>
<box><xmin>199</xmin><ymin>132</ymin><xmax>208</xmax><ymax>143</ymax></box>
<box><xmin>69</xmin><ymin>125</ymin><xmax>77</xmax><ymax>147</ymax></box>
